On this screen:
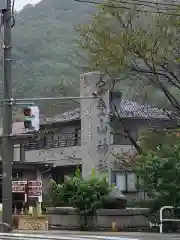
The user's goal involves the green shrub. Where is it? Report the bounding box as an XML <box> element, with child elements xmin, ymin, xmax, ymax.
<box><xmin>136</xmin><ymin>139</ymin><xmax>180</xmax><ymax>232</ymax></box>
<box><xmin>48</xmin><ymin>168</ymin><xmax>111</xmax><ymax>229</ymax></box>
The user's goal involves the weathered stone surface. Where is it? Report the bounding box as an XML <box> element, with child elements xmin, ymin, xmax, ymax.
<box><xmin>18</xmin><ymin>215</ymin><xmax>48</xmax><ymax>231</ymax></box>
<box><xmin>47</xmin><ymin>207</ymin><xmax>149</xmax><ymax>230</ymax></box>
<box><xmin>80</xmin><ymin>72</ymin><xmax>111</xmax><ymax>180</ymax></box>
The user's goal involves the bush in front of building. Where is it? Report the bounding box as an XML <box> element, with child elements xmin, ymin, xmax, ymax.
<box><xmin>136</xmin><ymin>139</ymin><xmax>180</xmax><ymax>232</ymax></box>
<box><xmin>47</xmin><ymin>168</ymin><xmax>111</xmax><ymax>230</ymax></box>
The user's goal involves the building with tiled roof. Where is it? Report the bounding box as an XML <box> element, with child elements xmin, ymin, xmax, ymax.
<box><xmin>0</xmin><ymin>93</ymin><xmax>174</xmax><ymax>202</ymax></box>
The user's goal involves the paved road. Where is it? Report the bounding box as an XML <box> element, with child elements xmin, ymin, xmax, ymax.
<box><xmin>9</xmin><ymin>231</ymin><xmax>180</xmax><ymax>240</ymax></box>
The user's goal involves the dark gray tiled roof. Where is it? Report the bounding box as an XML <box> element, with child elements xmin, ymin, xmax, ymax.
<box><xmin>45</xmin><ymin>100</ymin><xmax>168</xmax><ymax>123</ymax></box>
<box><xmin>115</xmin><ymin>100</ymin><xmax>168</xmax><ymax>119</ymax></box>
<box><xmin>45</xmin><ymin>108</ymin><xmax>81</xmax><ymax>123</ymax></box>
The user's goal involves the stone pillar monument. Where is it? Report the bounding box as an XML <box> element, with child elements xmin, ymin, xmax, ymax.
<box><xmin>80</xmin><ymin>72</ymin><xmax>111</xmax><ymax>180</ymax></box>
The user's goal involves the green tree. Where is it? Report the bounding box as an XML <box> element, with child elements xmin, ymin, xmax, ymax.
<box><xmin>136</xmin><ymin>139</ymin><xmax>180</xmax><ymax>223</ymax></box>
<box><xmin>48</xmin><ymin>169</ymin><xmax>111</xmax><ymax>229</ymax></box>
<box><xmin>76</xmin><ymin>0</ymin><xmax>180</xmax><ymax>112</ymax></box>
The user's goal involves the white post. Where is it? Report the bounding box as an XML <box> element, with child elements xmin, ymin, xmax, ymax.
<box><xmin>159</xmin><ymin>206</ymin><xmax>173</xmax><ymax>234</ymax></box>
<box><xmin>159</xmin><ymin>206</ymin><xmax>164</xmax><ymax>234</ymax></box>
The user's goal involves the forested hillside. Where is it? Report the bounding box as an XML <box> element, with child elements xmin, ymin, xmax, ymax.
<box><xmin>0</xmin><ymin>0</ymin><xmax>96</xmax><ymax>117</ymax></box>
<box><xmin>0</xmin><ymin>0</ymin><xmax>94</xmax><ymax>100</ymax></box>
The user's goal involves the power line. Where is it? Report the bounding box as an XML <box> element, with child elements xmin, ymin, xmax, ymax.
<box><xmin>75</xmin><ymin>0</ymin><xmax>180</xmax><ymax>16</ymax></box>
<box><xmin>116</xmin><ymin>0</ymin><xmax>180</xmax><ymax>8</ymax></box>
<box><xmin>115</xmin><ymin>0</ymin><xmax>178</xmax><ymax>11</ymax></box>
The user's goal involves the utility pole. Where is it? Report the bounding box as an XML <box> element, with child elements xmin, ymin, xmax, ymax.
<box><xmin>2</xmin><ymin>0</ymin><xmax>13</xmax><ymax>229</ymax></box>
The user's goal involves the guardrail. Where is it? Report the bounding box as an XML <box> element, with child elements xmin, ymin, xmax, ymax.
<box><xmin>159</xmin><ymin>205</ymin><xmax>180</xmax><ymax>234</ymax></box>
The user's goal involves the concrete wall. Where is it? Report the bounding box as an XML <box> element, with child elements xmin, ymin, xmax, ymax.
<box><xmin>0</xmin><ymin>144</ymin><xmax>21</xmax><ymax>162</ymax></box>
<box><xmin>25</xmin><ymin>146</ymin><xmax>82</xmax><ymax>166</ymax></box>
<box><xmin>47</xmin><ymin>207</ymin><xmax>149</xmax><ymax>230</ymax></box>
<box><xmin>24</xmin><ymin>144</ymin><xmax>135</xmax><ymax>166</ymax></box>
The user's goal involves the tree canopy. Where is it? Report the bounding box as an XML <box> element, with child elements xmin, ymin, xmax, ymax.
<box><xmin>136</xmin><ymin>139</ymin><xmax>180</xmax><ymax>225</ymax></box>
<box><xmin>76</xmin><ymin>0</ymin><xmax>180</xmax><ymax>112</ymax></box>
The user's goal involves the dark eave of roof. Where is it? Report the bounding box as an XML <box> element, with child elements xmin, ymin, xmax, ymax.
<box><xmin>0</xmin><ymin>161</ymin><xmax>55</xmax><ymax>170</ymax></box>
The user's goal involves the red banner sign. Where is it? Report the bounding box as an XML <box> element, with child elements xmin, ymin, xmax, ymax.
<box><xmin>12</xmin><ymin>181</ymin><xmax>27</xmax><ymax>193</ymax></box>
<box><xmin>28</xmin><ymin>181</ymin><xmax>42</xmax><ymax>197</ymax></box>
<box><xmin>28</xmin><ymin>181</ymin><xmax>42</xmax><ymax>187</ymax></box>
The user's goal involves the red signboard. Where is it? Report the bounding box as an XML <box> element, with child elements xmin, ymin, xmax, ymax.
<box><xmin>28</xmin><ymin>181</ymin><xmax>42</xmax><ymax>187</ymax></box>
<box><xmin>12</xmin><ymin>181</ymin><xmax>27</xmax><ymax>193</ymax></box>
<box><xmin>28</xmin><ymin>181</ymin><xmax>42</xmax><ymax>197</ymax></box>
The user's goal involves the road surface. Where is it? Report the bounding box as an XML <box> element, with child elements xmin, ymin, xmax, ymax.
<box><xmin>7</xmin><ymin>231</ymin><xmax>180</xmax><ymax>240</ymax></box>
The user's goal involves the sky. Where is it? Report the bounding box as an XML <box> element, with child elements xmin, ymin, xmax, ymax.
<box><xmin>15</xmin><ymin>0</ymin><xmax>41</xmax><ymax>11</ymax></box>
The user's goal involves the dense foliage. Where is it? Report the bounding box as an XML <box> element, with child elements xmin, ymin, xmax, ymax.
<box><xmin>136</xmin><ymin>138</ymin><xmax>180</xmax><ymax>223</ymax></box>
<box><xmin>48</xmin><ymin>169</ymin><xmax>111</xmax><ymax>229</ymax></box>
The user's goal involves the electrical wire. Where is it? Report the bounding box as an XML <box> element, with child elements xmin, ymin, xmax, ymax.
<box><xmin>114</xmin><ymin>0</ymin><xmax>178</xmax><ymax>11</ymax></box>
<box><xmin>75</xmin><ymin>0</ymin><xmax>180</xmax><ymax>16</ymax></box>
<box><xmin>75</xmin><ymin>0</ymin><xmax>179</xmax><ymax>15</ymax></box>
<box><xmin>115</xmin><ymin>0</ymin><xmax>180</xmax><ymax>8</ymax></box>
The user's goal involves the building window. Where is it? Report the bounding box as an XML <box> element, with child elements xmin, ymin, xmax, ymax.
<box><xmin>127</xmin><ymin>172</ymin><xmax>136</xmax><ymax>191</ymax></box>
<box><xmin>116</xmin><ymin>172</ymin><xmax>137</xmax><ymax>192</ymax></box>
<box><xmin>116</xmin><ymin>172</ymin><xmax>126</xmax><ymax>191</ymax></box>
